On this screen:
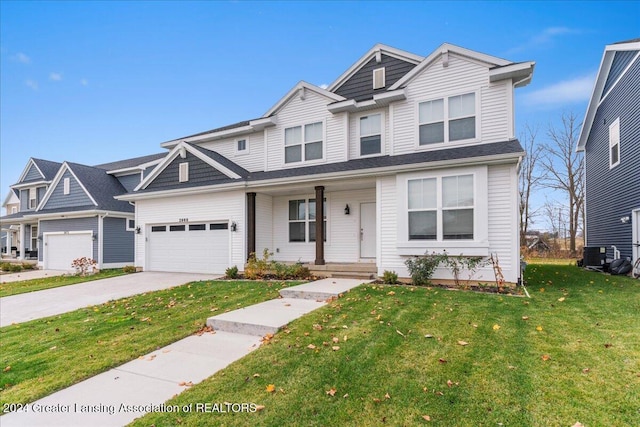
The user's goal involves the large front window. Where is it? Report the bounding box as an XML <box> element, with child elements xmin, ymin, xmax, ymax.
<box><xmin>418</xmin><ymin>92</ymin><xmax>476</xmax><ymax>145</ymax></box>
<box><xmin>289</xmin><ymin>198</ymin><xmax>326</xmax><ymax>242</ymax></box>
<box><xmin>408</xmin><ymin>174</ymin><xmax>474</xmax><ymax>240</ymax></box>
<box><xmin>285</xmin><ymin>122</ymin><xmax>323</xmax><ymax>163</ymax></box>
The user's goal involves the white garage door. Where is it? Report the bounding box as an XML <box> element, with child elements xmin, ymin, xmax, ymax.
<box><xmin>147</xmin><ymin>222</ymin><xmax>230</xmax><ymax>274</ymax></box>
<box><xmin>45</xmin><ymin>232</ymin><xmax>93</xmax><ymax>271</ymax></box>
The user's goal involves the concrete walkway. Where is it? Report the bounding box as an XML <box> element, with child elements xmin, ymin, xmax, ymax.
<box><xmin>0</xmin><ymin>269</ymin><xmax>69</xmax><ymax>283</ymax></box>
<box><xmin>0</xmin><ymin>272</ymin><xmax>220</xmax><ymax>326</ymax></box>
<box><xmin>0</xmin><ymin>278</ymin><xmax>368</xmax><ymax>426</ymax></box>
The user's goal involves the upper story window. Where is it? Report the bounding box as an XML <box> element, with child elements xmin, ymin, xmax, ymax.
<box><xmin>285</xmin><ymin>122</ymin><xmax>323</xmax><ymax>164</ymax></box>
<box><xmin>179</xmin><ymin>162</ymin><xmax>189</xmax><ymax>182</ymax></box>
<box><xmin>11</xmin><ymin>206</ymin><xmax>17</xmax><ymax>214</ymax></box>
<box><xmin>63</xmin><ymin>178</ymin><xmax>70</xmax><ymax>195</ymax></box>
<box><xmin>29</xmin><ymin>188</ymin><xmax>37</xmax><ymax>209</ymax></box>
<box><xmin>359</xmin><ymin>114</ymin><xmax>382</xmax><ymax>156</ymax></box>
<box><xmin>236</xmin><ymin>139</ymin><xmax>248</xmax><ymax>155</ymax></box>
<box><xmin>408</xmin><ymin>174</ymin><xmax>474</xmax><ymax>241</ymax></box>
<box><xmin>418</xmin><ymin>92</ymin><xmax>476</xmax><ymax>145</ymax></box>
<box><xmin>609</xmin><ymin>117</ymin><xmax>620</xmax><ymax>168</ymax></box>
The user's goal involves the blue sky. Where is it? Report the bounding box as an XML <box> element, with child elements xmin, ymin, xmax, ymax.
<box><xmin>1</xmin><ymin>1</ymin><xmax>638</xmax><ymax>228</ymax></box>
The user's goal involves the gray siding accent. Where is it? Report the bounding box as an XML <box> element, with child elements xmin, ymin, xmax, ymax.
<box><xmin>146</xmin><ymin>152</ymin><xmax>231</xmax><ymax>191</ymax></box>
<box><xmin>23</xmin><ymin>163</ymin><xmax>43</xmax><ymax>182</ymax></box>
<box><xmin>602</xmin><ymin>50</ymin><xmax>638</xmax><ymax>98</ymax></box>
<box><xmin>333</xmin><ymin>54</ymin><xmax>417</xmax><ymax>101</ymax></box>
<box><xmin>117</xmin><ymin>174</ymin><xmax>141</xmax><ymax>192</ymax></box>
<box><xmin>585</xmin><ymin>57</ymin><xmax>640</xmax><ymax>259</ymax></box>
<box><xmin>43</xmin><ymin>170</ymin><xmax>95</xmax><ymax>210</ymax></box>
<box><xmin>37</xmin><ymin>186</ymin><xmax>46</xmax><ymax>205</ymax></box>
<box><xmin>103</xmin><ymin>217</ymin><xmax>134</xmax><ymax>263</ymax></box>
<box><xmin>40</xmin><ymin>217</ymin><xmax>99</xmax><ymax>261</ymax></box>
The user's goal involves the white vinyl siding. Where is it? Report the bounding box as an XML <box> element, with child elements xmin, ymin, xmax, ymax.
<box><xmin>609</xmin><ymin>117</ymin><xmax>620</xmax><ymax>168</ymax></box>
<box><xmin>198</xmin><ymin>131</ymin><xmax>265</xmax><ymax>172</ymax></box>
<box><xmin>135</xmin><ymin>190</ymin><xmax>245</xmax><ymax>271</ymax></box>
<box><xmin>265</xmin><ymin>89</ymin><xmax>346</xmax><ymax>170</ymax></box>
<box><xmin>255</xmin><ymin>193</ymin><xmax>273</xmax><ymax>256</ymax></box>
<box><xmin>392</xmin><ymin>53</ymin><xmax>510</xmax><ymax>155</ymax></box>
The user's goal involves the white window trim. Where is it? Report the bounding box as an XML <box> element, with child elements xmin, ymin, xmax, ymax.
<box><xmin>63</xmin><ymin>177</ymin><xmax>70</xmax><ymax>195</ymax></box>
<box><xmin>357</xmin><ymin>111</ymin><xmax>385</xmax><ymax>158</ymax></box>
<box><xmin>29</xmin><ymin>188</ymin><xmax>36</xmax><ymax>209</ymax></box>
<box><xmin>283</xmin><ymin>120</ymin><xmax>326</xmax><ymax>166</ymax></box>
<box><xmin>415</xmin><ymin>90</ymin><xmax>480</xmax><ymax>150</ymax></box>
<box><xmin>31</xmin><ymin>225</ymin><xmax>38</xmax><ymax>251</ymax></box>
<box><xmin>179</xmin><ymin>162</ymin><xmax>189</xmax><ymax>183</ymax></box>
<box><xmin>609</xmin><ymin>117</ymin><xmax>620</xmax><ymax>169</ymax></box>
<box><xmin>235</xmin><ymin>138</ymin><xmax>249</xmax><ymax>156</ymax></box>
<box><xmin>287</xmin><ymin>196</ymin><xmax>329</xmax><ymax>244</ymax></box>
<box><xmin>396</xmin><ymin>166</ymin><xmax>489</xmax><ymax>256</ymax></box>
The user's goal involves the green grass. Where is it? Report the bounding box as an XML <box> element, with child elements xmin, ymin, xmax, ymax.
<box><xmin>130</xmin><ymin>265</ymin><xmax>639</xmax><ymax>427</ymax></box>
<box><xmin>0</xmin><ymin>269</ymin><xmax>129</xmax><ymax>297</ymax></box>
<box><xmin>0</xmin><ymin>280</ymin><xmax>293</xmax><ymax>407</ymax></box>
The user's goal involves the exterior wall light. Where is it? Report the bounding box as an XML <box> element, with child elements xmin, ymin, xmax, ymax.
<box><xmin>621</xmin><ymin>216</ymin><xmax>630</xmax><ymax>224</ymax></box>
<box><xmin>230</xmin><ymin>222</ymin><xmax>237</xmax><ymax>232</ymax></box>
<box><xmin>344</xmin><ymin>204</ymin><xmax>350</xmax><ymax>215</ymax></box>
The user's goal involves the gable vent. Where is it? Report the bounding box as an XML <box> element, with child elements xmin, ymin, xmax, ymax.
<box><xmin>179</xmin><ymin>162</ymin><xmax>189</xmax><ymax>183</ymax></box>
<box><xmin>373</xmin><ymin>67</ymin><xmax>386</xmax><ymax>89</ymax></box>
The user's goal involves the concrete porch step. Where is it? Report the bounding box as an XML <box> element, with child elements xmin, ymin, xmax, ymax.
<box><xmin>306</xmin><ymin>262</ymin><xmax>377</xmax><ymax>279</ymax></box>
<box><xmin>279</xmin><ymin>278</ymin><xmax>369</xmax><ymax>300</ymax></box>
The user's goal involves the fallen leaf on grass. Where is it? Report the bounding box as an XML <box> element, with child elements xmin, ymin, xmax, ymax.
<box><xmin>438</xmin><ymin>358</ymin><xmax>447</xmax><ymax>364</ymax></box>
<box><xmin>3</xmin><ymin>366</ymin><xmax>10</xmax><ymax>372</ymax></box>
<box><xmin>384</xmin><ymin>392</ymin><xmax>391</xmax><ymax>399</ymax></box>
<box><xmin>582</xmin><ymin>368</ymin><xmax>590</xmax><ymax>374</ymax></box>
<box><xmin>261</xmin><ymin>333</ymin><xmax>274</xmax><ymax>343</ymax></box>
<box><xmin>522</xmin><ymin>316</ymin><xmax>529</xmax><ymax>320</ymax></box>
<box><xmin>49</xmin><ymin>346</ymin><xmax>57</xmax><ymax>350</ymax></box>
<box><xmin>422</xmin><ymin>415</ymin><xmax>431</xmax><ymax>421</ymax></box>
<box><xmin>195</xmin><ymin>325</ymin><xmax>214</xmax><ymax>336</ymax></box>
<box><xmin>536</xmin><ymin>326</ymin><xmax>543</xmax><ymax>331</ymax></box>
<box><xmin>178</xmin><ymin>381</ymin><xmax>193</xmax><ymax>387</ymax></box>
<box><xmin>457</xmin><ymin>341</ymin><xmax>469</xmax><ymax>346</ymax></box>
<box><xmin>332</xmin><ymin>337</ymin><xmax>340</xmax><ymax>343</ymax></box>
<box><xmin>447</xmin><ymin>380</ymin><xmax>453</xmax><ymax>387</ymax></box>
<box><xmin>313</xmin><ymin>324</ymin><xmax>323</xmax><ymax>331</ymax></box>
<box><xmin>425</xmin><ymin>334</ymin><xmax>434</xmax><ymax>338</ymax></box>
<box><xmin>541</xmin><ymin>354</ymin><xmax>551</xmax><ymax>361</ymax></box>
<box><xmin>253</xmin><ymin>373</ymin><xmax>261</xmax><ymax>378</ymax></box>
<box><xmin>326</xmin><ymin>388</ymin><xmax>337</xmax><ymax>396</ymax></box>
<box><xmin>558</xmin><ymin>297</ymin><xmax>565</xmax><ymax>302</ymax></box>
<box><xmin>396</xmin><ymin>330</ymin><xmax>406</xmax><ymax>338</ymax></box>
<box><xmin>492</xmin><ymin>324</ymin><xmax>501</xmax><ymax>331</ymax></box>
<box><xmin>387</xmin><ymin>291</ymin><xmax>396</xmax><ymax>296</ymax></box>
<box><xmin>572</xmin><ymin>423</ymin><xmax>584</xmax><ymax>427</ymax></box>
<box><xmin>255</xmin><ymin>405</ymin><xmax>265</xmax><ymax>411</ymax></box>
<box><xmin>307</xmin><ymin>344</ymin><xmax>317</xmax><ymax>350</ymax></box>
<box><xmin>332</xmin><ymin>346</ymin><xmax>340</xmax><ymax>351</ymax></box>
<box><xmin>266</xmin><ymin>384</ymin><xmax>276</xmax><ymax>393</ymax></box>
<box><xmin>604</xmin><ymin>343</ymin><xmax>613</xmax><ymax>348</ymax></box>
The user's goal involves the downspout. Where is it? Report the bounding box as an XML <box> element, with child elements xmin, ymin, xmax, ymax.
<box><xmin>98</xmin><ymin>212</ymin><xmax>109</xmax><ymax>270</ymax></box>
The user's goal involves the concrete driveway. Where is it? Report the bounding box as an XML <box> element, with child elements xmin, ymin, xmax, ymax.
<box><xmin>0</xmin><ymin>272</ymin><xmax>220</xmax><ymax>327</ymax></box>
<box><xmin>0</xmin><ymin>269</ymin><xmax>69</xmax><ymax>283</ymax></box>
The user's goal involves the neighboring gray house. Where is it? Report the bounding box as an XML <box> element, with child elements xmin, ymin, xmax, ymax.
<box><xmin>577</xmin><ymin>39</ymin><xmax>640</xmax><ymax>263</ymax></box>
<box><xmin>0</xmin><ymin>153</ymin><xmax>165</xmax><ymax>270</ymax></box>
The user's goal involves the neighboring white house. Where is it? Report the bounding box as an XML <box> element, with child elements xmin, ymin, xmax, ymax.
<box><xmin>117</xmin><ymin>43</ymin><xmax>535</xmax><ymax>284</ymax></box>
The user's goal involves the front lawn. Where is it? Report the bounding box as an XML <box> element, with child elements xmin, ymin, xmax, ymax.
<box><xmin>0</xmin><ymin>269</ymin><xmax>129</xmax><ymax>297</ymax></box>
<box><xmin>132</xmin><ymin>265</ymin><xmax>639</xmax><ymax>427</ymax></box>
<box><xmin>0</xmin><ymin>280</ymin><xmax>292</xmax><ymax>407</ymax></box>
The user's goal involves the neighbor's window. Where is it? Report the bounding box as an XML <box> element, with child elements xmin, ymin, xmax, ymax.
<box><xmin>408</xmin><ymin>174</ymin><xmax>474</xmax><ymax>240</ymax></box>
<box><xmin>609</xmin><ymin>117</ymin><xmax>620</xmax><ymax>168</ymax></box>
<box><xmin>285</xmin><ymin>122</ymin><xmax>323</xmax><ymax>163</ymax></box>
<box><xmin>360</xmin><ymin>114</ymin><xmax>382</xmax><ymax>156</ymax></box>
<box><xmin>288</xmin><ymin>198</ymin><xmax>326</xmax><ymax>242</ymax></box>
<box><xmin>418</xmin><ymin>92</ymin><xmax>476</xmax><ymax>145</ymax></box>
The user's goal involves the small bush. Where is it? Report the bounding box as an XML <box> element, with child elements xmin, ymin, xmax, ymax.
<box><xmin>122</xmin><ymin>265</ymin><xmax>137</xmax><ymax>273</ymax></box>
<box><xmin>382</xmin><ymin>270</ymin><xmax>398</xmax><ymax>284</ymax></box>
<box><xmin>21</xmin><ymin>263</ymin><xmax>36</xmax><ymax>270</ymax></box>
<box><xmin>8</xmin><ymin>264</ymin><xmax>23</xmax><ymax>272</ymax></box>
<box><xmin>0</xmin><ymin>262</ymin><xmax>12</xmax><ymax>272</ymax></box>
<box><xmin>405</xmin><ymin>254</ymin><xmax>445</xmax><ymax>286</ymax></box>
<box><xmin>273</xmin><ymin>262</ymin><xmax>311</xmax><ymax>280</ymax></box>
<box><xmin>245</xmin><ymin>249</ymin><xmax>273</xmax><ymax>280</ymax></box>
<box><xmin>71</xmin><ymin>257</ymin><xmax>97</xmax><ymax>276</ymax></box>
<box><xmin>225</xmin><ymin>265</ymin><xmax>239</xmax><ymax>279</ymax></box>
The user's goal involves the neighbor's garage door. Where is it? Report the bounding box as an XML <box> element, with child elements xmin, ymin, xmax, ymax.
<box><xmin>147</xmin><ymin>222</ymin><xmax>229</xmax><ymax>274</ymax></box>
<box><xmin>45</xmin><ymin>232</ymin><xmax>93</xmax><ymax>270</ymax></box>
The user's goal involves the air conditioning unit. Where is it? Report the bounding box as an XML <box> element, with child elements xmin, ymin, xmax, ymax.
<box><xmin>583</xmin><ymin>246</ymin><xmax>606</xmax><ymax>267</ymax></box>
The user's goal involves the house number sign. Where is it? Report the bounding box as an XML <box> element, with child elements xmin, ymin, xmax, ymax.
<box><xmin>178</xmin><ymin>218</ymin><xmax>189</xmax><ymax>223</ymax></box>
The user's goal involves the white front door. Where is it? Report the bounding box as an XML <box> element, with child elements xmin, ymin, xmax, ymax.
<box><xmin>360</xmin><ymin>203</ymin><xmax>376</xmax><ymax>258</ymax></box>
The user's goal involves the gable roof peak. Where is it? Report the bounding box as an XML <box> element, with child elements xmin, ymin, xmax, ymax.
<box><xmin>263</xmin><ymin>80</ymin><xmax>345</xmax><ymax>117</ymax></box>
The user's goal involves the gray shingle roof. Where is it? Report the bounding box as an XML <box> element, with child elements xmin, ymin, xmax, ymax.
<box><xmin>93</xmin><ymin>152</ymin><xmax>167</xmax><ymax>171</ymax></box>
<box><xmin>163</xmin><ymin>119</ymin><xmax>259</xmax><ymax>144</ymax></box>
<box><xmin>188</xmin><ymin>144</ymin><xmax>250</xmax><ymax>178</ymax></box>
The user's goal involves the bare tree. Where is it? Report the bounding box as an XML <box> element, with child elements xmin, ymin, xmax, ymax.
<box><xmin>540</xmin><ymin>112</ymin><xmax>584</xmax><ymax>255</ymax></box>
<box><xmin>519</xmin><ymin>124</ymin><xmax>543</xmax><ymax>246</ymax></box>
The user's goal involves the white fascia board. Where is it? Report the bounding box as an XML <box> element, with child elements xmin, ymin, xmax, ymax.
<box><xmin>576</xmin><ymin>49</ymin><xmax>615</xmax><ymax>151</ymax></box>
<box><xmin>327</xmin><ymin>44</ymin><xmax>424</xmax><ymax>92</ymax></box>
<box><xmin>117</xmin><ymin>181</ymin><xmax>247</xmax><ymax>201</ymax></box>
<box><xmin>605</xmin><ymin>40</ymin><xmax>640</xmax><ymax>53</ymax></box>
<box><xmin>249</xmin><ymin>116</ymin><xmax>277</xmax><ymax>130</ymax></box>
<box><xmin>161</xmin><ymin>118</ymin><xmax>278</xmax><ymax>149</ymax></box>
<box><xmin>11</xmin><ymin>180</ymin><xmax>50</xmax><ymax>190</ymax></box>
<box><xmin>106</xmin><ymin>157</ymin><xmax>164</xmax><ymax>176</ymax></box>
<box><xmin>37</xmin><ymin>163</ymin><xmax>99</xmax><ymax>210</ymax></box>
<box><xmin>328</xmin><ymin>89</ymin><xmax>406</xmax><ymax>114</ymax></box>
<box><xmin>263</xmin><ymin>81</ymin><xmax>345</xmax><ymax>117</ymax></box>
<box><xmin>390</xmin><ymin>43</ymin><xmax>512</xmax><ymax>91</ymax></box>
<box><xmin>23</xmin><ymin>210</ymin><xmax>131</xmax><ymax>220</ymax></box>
<box><xmin>135</xmin><ymin>145</ymin><xmax>183</xmax><ymax>191</ymax></box>
<box><xmin>489</xmin><ymin>62</ymin><xmax>535</xmax><ymax>85</ymax></box>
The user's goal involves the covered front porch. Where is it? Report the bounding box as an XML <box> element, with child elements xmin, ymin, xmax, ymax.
<box><xmin>0</xmin><ymin>217</ymin><xmax>39</xmax><ymax>261</ymax></box>
<box><xmin>245</xmin><ymin>175</ymin><xmax>379</xmax><ymax>271</ymax></box>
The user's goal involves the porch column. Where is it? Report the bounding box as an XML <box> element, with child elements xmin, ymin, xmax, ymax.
<box><xmin>247</xmin><ymin>192</ymin><xmax>256</xmax><ymax>261</ymax></box>
<box><xmin>315</xmin><ymin>186</ymin><xmax>325</xmax><ymax>265</ymax></box>
<box><xmin>18</xmin><ymin>224</ymin><xmax>25</xmax><ymax>260</ymax></box>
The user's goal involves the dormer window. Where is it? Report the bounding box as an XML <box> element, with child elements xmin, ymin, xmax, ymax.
<box><xmin>179</xmin><ymin>162</ymin><xmax>189</xmax><ymax>182</ymax></box>
<box><xmin>373</xmin><ymin>67</ymin><xmax>386</xmax><ymax>89</ymax></box>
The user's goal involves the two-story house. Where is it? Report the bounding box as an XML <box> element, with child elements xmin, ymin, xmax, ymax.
<box><xmin>118</xmin><ymin>43</ymin><xmax>534</xmax><ymax>283</ymax></box>
<box><xmin>0</xmin><ymin>153</ymin><xmax>165</xmax><ymax>270</ymax></box>
<box><xmin>577</xmin><ymin>38</ymin><xmax>640</xmax><ymax>264</ymax></box>
<box><xmin>1</xmin><ymin>189</ymin><xmax>21</xmax><ymax>256</ymax></box>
